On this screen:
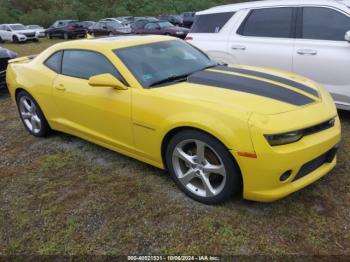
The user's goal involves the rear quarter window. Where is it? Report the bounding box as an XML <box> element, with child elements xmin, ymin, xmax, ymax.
<box><xmin>44</xmin><ymin>51</ymin><xmax>63</xmax><ymax>73</ymax></box>
<box><xmin>191</xmin><ymin>12</ymin><xmax>235</xmax><ymax>33</ymax></box>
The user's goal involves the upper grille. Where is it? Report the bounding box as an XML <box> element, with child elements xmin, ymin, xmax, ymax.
<box><xmin>303</xmin><ymin>119</ymin><xmax>335</xmax><ymax>137</ymax></box>
<box><xmin>0</xmin><ymin>58</ymin><xmax>9</xmax><ymax>72</ymax></box>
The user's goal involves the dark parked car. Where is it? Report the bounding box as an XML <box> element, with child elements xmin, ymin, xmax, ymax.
<box><xmin>88</xmin><ymin>21</ymin><xmax>130</xmax><ymax>36</ymax></box>
<box><xmin>0</xmin><ymin>47</ymin><xmax>17</xmax><ymax>88</ymax></box>
<box><xmin>133</xmin><ymin>21</ymin><xmax>189</xmax><ymax>39</ymax></box>
<box><xmin>181</xmin><ymin>12</ymin><xmax>195</xmax><ymax>28</ymax></box>
<box><xmin>158</xmin><ymin>15</ymin><xmax>183</xmax><ymax>26</ymax></box>
<box><xmin>46</xmin><ymin>20</ymin><xmax>87</xmax><ymax>39</ymax></box>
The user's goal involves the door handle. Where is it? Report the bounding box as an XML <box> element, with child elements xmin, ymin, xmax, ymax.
<box><xmin>231</xmin><ymin>45</ymin><xmax>246</xmax><ymax>51</ymax></box>
<box><xmin>297</xmin><ymin>49</ymin><xmax>317</xmax><ymax>56</ymax></box>
<box><xmin>55</xmin><ymin>84</ymin><xmax>66</xmax><ymax>91</ymax></box>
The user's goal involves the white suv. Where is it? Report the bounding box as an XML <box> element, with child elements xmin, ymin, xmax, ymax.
<box><xmin>186</xmin><ymin>0</ymin><xmax>350</xmax><ymax>110</ymax></box>
<box><xmin>0</xmin><ymin>24</ymin><xmax>39</xmax><ymax>43</ymax></box>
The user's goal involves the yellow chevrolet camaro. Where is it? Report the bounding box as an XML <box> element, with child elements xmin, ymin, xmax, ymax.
<box><xmin>6</xmin><ymin>36</ymin><xmax>341</xmax><ymax>204</ymax></box>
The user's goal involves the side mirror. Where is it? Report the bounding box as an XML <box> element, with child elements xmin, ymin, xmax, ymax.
<box><xmin>88</xmin><ymin>73</ymin><xmax>128</xmax><ymax>90</ymax></box>
<box><xmin>345</xmin><ymin>30</ymin><xmax>350</xmax><ymax>42</ymax></box>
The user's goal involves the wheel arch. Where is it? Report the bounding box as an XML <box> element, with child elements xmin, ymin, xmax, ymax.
<box><xmin>160</xmin><ymin>125</ymin><xmax>244</xmax><ymax>192</ymax></box>
<box><xmin>161</xmin><ymin>125</ymin><xmax>241</xmax><ymax>170</ymax></box>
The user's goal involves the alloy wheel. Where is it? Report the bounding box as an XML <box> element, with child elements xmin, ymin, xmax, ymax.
<box><xmin>172</xmin><ymin>139</ymin><xmax>227</xmax><ymax>198</ymax></box>
<box><xmin>19</xmin><ymin>96</ymin><xmax>42</xmax><ymax>134</ymax></box>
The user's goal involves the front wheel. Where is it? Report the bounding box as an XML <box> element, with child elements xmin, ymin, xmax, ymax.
<box><xmin>16</xmin><ymin>91</ymin><xmax>51</xmax><ymax>137</ymax></box>
<box><xmin>12</xmin><ymin>35</ymin><xmax>19</xmax><ymax>43</ymax></box>
<box><xmin>166</xmin><ymin>130</ymin><xmax>242</xmax><ymax>205</ymax></box>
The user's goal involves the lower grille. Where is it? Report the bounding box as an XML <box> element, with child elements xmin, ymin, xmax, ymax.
<box><xmin>24</xmin><ymin>33</ymin><xmax>35</xmax><ymax>37</ymax></box>
<box><xmin>0</xmin><ymin>70</ymin><xmax>6</xmax><ymax>86</ymax></box>
<box><xmin>0</xmin><ymin>58</ymin><xmax>9</xmax><ymax>72</ymax></box>
<box><xmin>293</xmin><ymin>145</ymin><xmax>339</xmax><ymax>182</ymax></box>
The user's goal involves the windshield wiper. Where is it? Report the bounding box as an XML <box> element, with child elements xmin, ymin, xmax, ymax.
<box><xmin>148</xmin><ymin>64</ymin><xmax>218</xmax><ymax>87</ymax></box>
<box><xmin>148</xmin><ymin>73</ymin><xmax>190</xmax><ymax>87</ymax></box>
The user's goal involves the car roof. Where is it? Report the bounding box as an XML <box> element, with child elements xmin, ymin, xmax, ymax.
<box><xmin>4</xmin><ymin>23</ymin><xmax>24</xmax><ymax>26</ymax></box>
<box><xmin>197</xmin><ymin>0</ymin><xmax>348</xmax><ymax>14</ymax></box>
<box><xmin>49</xmin><ymin>35</ymin><xmax>175</xmax><ymax>51</ymax></box>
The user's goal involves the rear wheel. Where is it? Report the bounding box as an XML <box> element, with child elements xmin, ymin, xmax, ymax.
<box><xmin>166</xmin><ymin>130</ymin><xmax>242</xmax><ymax>204</ymax></box>
<box><xmin>47</xmin><ymin>33</ymin><xmax>52</xmax><ymax>39</ymax></box>
<box><xmin>0</xmin><ymin>36</ymin><xmax>3</xmax><ymax>43</ymax></box>
<box><xmin>16</xmin><ymin>91</ymin><xmax>51</xmax><ymax>137</ymax></box>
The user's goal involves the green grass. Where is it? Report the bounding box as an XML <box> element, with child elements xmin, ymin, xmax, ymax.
<box><xmin>0</xmin><ymin>40</ymin><xmax>349</xmax><ymax>256</ymax></box>
<box><xmin>2</xmin><ymin>38</ymin><xmax>66</xmax><ymax>56</ymax></box>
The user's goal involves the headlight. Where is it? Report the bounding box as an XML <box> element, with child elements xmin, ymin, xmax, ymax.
<box><xmin>264</xmin><ymin>118</ymin><xmax>335</xmax><ymax>146</ymax></box>
<box><xmin>264</xmin><ymin>131</ymin><xmax>303</xmax><ymax>146</ymax></box>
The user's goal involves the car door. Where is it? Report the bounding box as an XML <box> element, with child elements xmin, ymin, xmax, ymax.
<box><xmin>3</xmin><ymin>26</ymin><xmax>13</xmax><ymax>41</ymax></box>
<box><xmin>142</xmin><ymin>23</ymin><xmax>162</xmax><ymax>35</ymax></box>
<box><xmin>229</xmin><ymin>7</ymin><xmax>295</xmax><ymax>71</ymax></box>
<box><xmin>92</xmin><ymin>22</ymin><xmax>102</xmax><ymax>36</ymax></box>
<box><xmin>51</xmin><ymin>49</ymin><xmax>134</xmax><ymax>150</ymax></box>
<box><xmin>293</xmin><ymin>6</ymin><xmax>350</xmax><ymax>109</ymax></box>
<box><xmin>0</xmin><ymin>25</ymin><xmax>6</xmax><ymax>41</ymax></box>
<box><xmin>100</xmin><ymin>22</ymin><xmax>109</xmax><ymax>36</ymax></box>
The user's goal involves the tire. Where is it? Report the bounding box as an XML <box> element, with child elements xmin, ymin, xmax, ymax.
<box><xmin>33</xmin><ymin>38</ymin><xmax>39</xmax><ymax>43</ymax></box>
<box><xmin>165</xmin><ymin>130</ymin><xmax>242</xmax><ymax>205</ymax></box>
<box><xmin>47</xmin><ymin>33</ymin><xmax>52</xmax><ymax>39</ymax></box>
<box><xmin>0</xmin><ymin>36</ymin><xmax>3</xmax><ymax>43</ymax></box>
<box><xmin>12</xmin><ymin>35</ymin><xmax>19</xmax><ymax>43</ymax></box>
<box><xmin>16</xmin><ymin>91</ymin><xmax>51</xmax><ymax>137</ymax></box>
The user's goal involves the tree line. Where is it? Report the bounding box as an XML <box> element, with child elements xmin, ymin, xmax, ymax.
<box><xmin>0</xmin><ymin>0</ymin><xmax>248</xmax><ymax>27</ymax></box>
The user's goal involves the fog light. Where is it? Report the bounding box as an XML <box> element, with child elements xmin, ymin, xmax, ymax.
<box><xmin>280</xmin><ymin>170</ymin><xmax>292</xmax><ymax>182</ymax></box>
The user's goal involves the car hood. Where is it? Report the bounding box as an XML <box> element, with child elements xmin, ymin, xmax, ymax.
<box><xmin>0</xmin><ymin>47</ymin><xmax>17</xmax><ymax>59</ymax></box>
<box><xmin>168</xmin><ymin>26</ymin><xmax>189</xmax><ymax>32</ymax></box>
<box><xmin>153</xmin><ymin>65</ymin><xmax>322</xmax><ymax>115</ymax></box>
<box><xmin>13</xmin><ymin>29</ymin><xmax>36</xmax><ymax>34</ymax></box>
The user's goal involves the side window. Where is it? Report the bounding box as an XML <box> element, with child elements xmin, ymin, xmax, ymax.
<box><xmin>44</xmin><ymin>51</ymin><xmax>63</xmax><ymax>73</ymax></box>
<box><xmin>238</xmin><ymin>8</ymin><xmax>294</xmax><ymax>38</ymax></box>
<box><xmin>191</xmin><ymin>12</ymin><xmax>235</xmax><ymax>33</ymax></box>
<box><xmin>145</xmin><ymin>23</ymin><xmax>158</xmax><ymax>30</ymax></box>
<box><xmin>61</xmin><ymin>50</ymin><xmax>127</xmax><ymax>84</ymax></box>
<box><xmin>302</xmin><ymin>7</ymin><xmax>350</xmax><ymax>41</ymax></box>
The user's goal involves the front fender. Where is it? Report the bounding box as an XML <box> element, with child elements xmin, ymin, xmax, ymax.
<box><xmin>160</xmin><ymin>111</ymin><xmax>255</xmax><ymax>153</ymax></box>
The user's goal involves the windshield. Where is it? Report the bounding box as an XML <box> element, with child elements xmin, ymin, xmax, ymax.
<box><xmin>159</xmin><ymin>21</ymin><xmax>174</xmax><ymax>28</ymax></box>
<box><xmin>108</xmin><ymin>21</ymin><xmax>122</xmax><ymax>28</ymax></box>
<box><xmin>28</xmin><ymin>25</ymin><xmax>40</xmax><ymax>29</ymax></box>
<box><xmin>115</xmin><ymin>40</ymin><xmax>215</xmax><ymax>88</ymax></box>
<box><xmin>10</xmin><ymin>24</ymin><xmax>26</xmax><ymax>30</ymax></box>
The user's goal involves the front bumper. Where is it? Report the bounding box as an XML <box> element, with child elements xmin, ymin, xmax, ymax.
<box><xmin>235</xmin><ymin>108</ymin><xmax>341</xmax><ymax>202</ymax></box>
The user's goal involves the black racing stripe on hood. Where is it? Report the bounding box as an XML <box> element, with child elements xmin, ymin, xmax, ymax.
<box><xmin>187</xmin><ymin>70</ymin><xmax>315</xmax><ymax>106</ymax></box>
<box><xmin>214</xmin><ymin>66</ymin><xmax>319</xmax><ymax>97</ymax></box>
